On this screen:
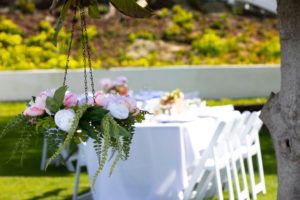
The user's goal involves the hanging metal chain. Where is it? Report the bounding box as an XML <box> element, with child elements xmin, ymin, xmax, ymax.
<box><xmin>80</xmin><ymin>4</ymin><xmax>89</xmax><ymax>104</ymax></box>
<box><xmin>80</xmin><ymin>0</ymin><xmax>96</xmax><ymax>104</ymax></box>
<box><xmin>63</xmin><ymin>8</ymin><xmax>77</xmax><ymax>86</ymax></box>
<box><xmin>81</xmin><ymin>8</ymin><xmax>96</xmax><ymax>102</ymax></box>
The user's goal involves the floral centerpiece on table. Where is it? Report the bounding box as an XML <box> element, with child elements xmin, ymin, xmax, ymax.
<box><xmin>1</xmin><ymin>86</ymin><xmax>147</xmax><ymax>185</ymax></box>
<box><xmin>100</xmin><ymin>77</ymin><xmax>129</xmax><ymax>96</ymax></box>
<box><xmin>160</xmin><ymin>89</ymin><xmax>185</xmax><ymax>115</ymax></box>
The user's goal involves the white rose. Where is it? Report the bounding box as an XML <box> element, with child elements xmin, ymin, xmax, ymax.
<box><xmin>107</xmin><ymin>102</ymin><xmax>129</xmax><ymax>119</ymax></box>
<box><xmin>54</xmin><ymin>109</ymin><xmax>76</xmax><ymax>132</ymax></box>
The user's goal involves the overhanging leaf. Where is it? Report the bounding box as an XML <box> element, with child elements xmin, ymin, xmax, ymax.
<box><xmin>88</xmin><ymin>0</ymin><xmax>101</xmax><ymax>18</ymax></box>
<box><xmin>109</xmin><ymin>0</ymin><xmax>152</xmax><ymax>18</ymax></box>
<box><xmin>53</xmin><ymin>85</ymin><xmax>68</xmax><ymax>106</ymax></box>
<box><xmin>81</xmin><ymin>107</ymin><xmax>109</xmax><ymax>122</ymax></box>
<box><xmin>79</xmin><ymin>120</ymin><xmax>97</xmax><ymax>139</ymax></box>
<box><xmin>50</xmin><ymin>0</ymin><xmax>61</xmax><ymax>10</ymax></box>
<box><xmin>46</xmin><ymin>97</ymin><xmax>60</xmax><ymax>113</ymax></box>
<box><xmin>52</xmin><ymin>0</ymin><xmax>74</xmax><ymax>45</ymax></box>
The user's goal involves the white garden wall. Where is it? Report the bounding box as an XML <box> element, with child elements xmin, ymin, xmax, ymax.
<box><xmin>0</xmin><ymin>65</ymin><xmax>280</xmax><ymax>101</ymax></box>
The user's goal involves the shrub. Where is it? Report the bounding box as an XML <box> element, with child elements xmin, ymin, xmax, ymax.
<box><xmin>258</xmin><ymin>36</ymin><xmax>281</xmax><ymax>60</ymax></box>
<box><xmin>0</xmin><ymin>33</ymin><xmax>22</xmax><ymax>46</ymax></box>
<box><xmin>164</xmin><ymin>24</ymin><xmax>181</xmax><ymax>40</ymax></box>
<box><xmin>192</xmin><ymin>31</ymin><xmax>225</xmax><ymax>56</ymax></box>
<box><xmin>171</xmin><ymin>5</ymin><xmax>194</xmax><ymax>32</ymax></box>
<box><xmin>15</xmin><ymin>0</ymin><xmax>35</xmax><ymax>14</ymax></box>
<box><xmin>128</xmin><ymin>31</ymin><xmax>155</xmax><ymax>43</ymax></box>
<box><xmin>0</xmin><ymin>18</ymin><xmax>23</xmax><ymax>35</ymax></box>
<box><xmin>157</xmin><ymin>8</ymin><xmax>170</xmax><ymax>18</ymax></box>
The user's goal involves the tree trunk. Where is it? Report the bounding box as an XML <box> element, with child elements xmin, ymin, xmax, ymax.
<box><xmin>260</xmin><ymin>0</ymin><xmax>300</xmax><ymax>199</ymax></box>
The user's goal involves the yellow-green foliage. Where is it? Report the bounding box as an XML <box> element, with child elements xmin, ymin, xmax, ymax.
<box><xmin>258</xmin><ymin>36</ymin><xmax>280</xmax><ymax>60</ymax></box>
<box><xmin>128</xmin><ymin>31</ymin><xmax>155</xmax><ymax>43</ymax></box>
<box><xmin>192</xmin><ymin>30</ymin><xmax>225</xmax><ymax>56</ymax></box>
<box><xmin>0</xmin><ymin>18</ymin><xmax>23</xmax><ymax>35</ymax></box>
<box><xmin>0</xmin><ymin>19</ymin><xmax>101</xmax><ymax>70</ymax></box>
<box><xmin>172</xmin><ymin>5</ymin><xmax>194</xmax><ymax>32</ymax></box>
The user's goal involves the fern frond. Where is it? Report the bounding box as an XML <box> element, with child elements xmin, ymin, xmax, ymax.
<box><xmin>109</xmin><ymin>136</ymin><xmax>122</xmax><ymax>176</ymax></box>
<box><xmin>45</xmin><ymin>105</ymin><xmax>89</xmax><ymax>170</ymax></box>
<box><xmin>92</xmin><ymin>114</ymin><xmax>110</xmax><ymax>187</ymax></box>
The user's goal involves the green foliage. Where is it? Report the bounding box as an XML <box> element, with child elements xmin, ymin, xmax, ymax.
<box><xmin>128</xmin><ymin>31</ymin><xmax>155</xmax><ymax>43</ymax></box>
<box><xmin>258</xmin><ymin>36</ymin><xmax>281</xmax><ymax>60</ymax></box>
<box><xmin>164</xmin><ymin>24</ymin><xmax>181</xmax><ymax>40</ymax></box>
<box><xmin>205</xmin><ymin>97</ymin><xmax>267</xmax><ymax>106</ymax></box>
<box><xmin>0</xmin><ymin>33</ymin><xmax>22</xmax><ymax>46</ymax></box>
<box><xmin>171</xmin><ymin>5</ymin><xmax>194</xmax><ymax>32</ymax></box>
<box><xmin>45</xmin><ymin>105</ymin><xmax>89</xmax><ymax>170</ymax></box>
<box><xmin>15</xmin><ymin>0</ymin><xmax>36</xmax><ymax>14</ymax></box>
<box><xmin>0</xmin><ymin>114</ymin><xmax>36</xmax><ymax>164</ymax></box>
<box><xmin>157</xmin><ymin>8</ymin><xmax>170</xmax><ymax>18</ymax></box>
<box><xmin>46</xmin><ymin>86</ymin><xmax>68</xmax><ymax>114</ymax></box>
<box><xmin>0</xmin><ymin>18</ymin><xmax>23</xmax><ymax>35</ymax></box>
<box><xmin>192</xmin><ymin>30</ymin><xmax>224</xmax><ymax>56</ymax></box>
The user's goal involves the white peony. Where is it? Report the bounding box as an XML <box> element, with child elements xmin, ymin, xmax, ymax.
<box><xmin>107</xmin><ymin>102</ymin><xmax>129</xmax><ymax>119</ymax></box>
<box><xmin>54</xmin><ymin>109</ymin><xmax>76</xmax><ymax>132</ymax></box>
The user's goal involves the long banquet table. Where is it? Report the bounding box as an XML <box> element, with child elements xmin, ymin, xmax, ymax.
<box><xmin>83</xmin><ymin>117</ymin><xmax>220</xmax><ymax>200</ymax></box>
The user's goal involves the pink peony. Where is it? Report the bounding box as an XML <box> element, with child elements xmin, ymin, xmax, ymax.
<box><xmin>97</xmin><ymin>94</ymin><xmax>116</xmax><ymax>109</ymax></box>
<box><xmin>114</xmin><ymin>76</ymin><xmax>127</xmax><ymax>86</ymax></box>
<box><xmin>122</xmin><ymin>96</ymin><xmax>138</xmax><ymax>113</ymax></box>
<box><xmin>99</xmin><ymin>78</ymin><xmax>113</xmax><ymax>91</ymax></box>
<box><xmin>64</xmin><ymin>92</ymin><xmax>78</xmax><ymax>108</ymax></box>
<box><xmin>24</xmin><ymin>105</ymin><xmax>45</xmax><ymax>117</ymax></box>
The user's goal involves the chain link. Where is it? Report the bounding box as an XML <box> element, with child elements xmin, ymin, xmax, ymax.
<box><xmin>80</xmin><ymin>3</ymin><xmax>89</xmax><ymax>104</ymax></box>
<box><xmin>81</xmin><ymin>7</ymin><xmax>96</xmax><ymax>103</ymax></box>
<box><xmin>80</xmin><ymin>0</ymin><xmax>96</xmax><ymax>104</ymax></box>
<box><xmin>63</xmin><ymin>1</ymin><xmax>97</xmax><ymax>105</ymax></box>
<box><xmin>63</xmin><ymin>8</ymin><xmax>77</xmax><ymax>86</ymax></box>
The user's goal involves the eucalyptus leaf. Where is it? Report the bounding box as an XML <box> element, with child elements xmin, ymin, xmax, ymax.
<box><xmin>110</xmin><ymin>0</ymin><xmax>152</xmax><ymax>18</ymax></box>
<box><xmin>45</xmin><ymin>86</ymin><xmax>67</xmax><ymax>113</ymax></box>
<box><xmin>46</xmin><ymin>97</ymin><xmax>60</xmax><ymax>113</ymax></box>
<box><xmin>53</xmin><ymin>85</ymin><xmax>68</xmax><ymax>106</ymax></box>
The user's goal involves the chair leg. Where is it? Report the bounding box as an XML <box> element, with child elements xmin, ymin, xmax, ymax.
<box><xmin>225</xmin><ymin>161</ymin><xmax>234</xmax><ymax>200</ymax></box>
<box><xmin>73</xmin><ymin>158</ymin><xmax>82</xmax><ymax>200</ymax></box>
<box><xmin>246</xmin><ymin>152</ymin><xmax>257</xmax><ymax>200</ymax></box>
<box><xmin>239</xmin><ymin>155</ymin><xmax>250</xmax><ymax>200</ymax></box>
<box><xmin>256</xmin><ymin>141</ymin><xmax>266</xmax><ymax>194</ymax></box>
<box><xmin>40</xmin><ymin>138</ymin><xmax>48</xmax><ymax>171</ymax></box>
<box><xmin>215</xmin><ymin>165</ymin><xmax>224</xmax><ymax>200</ymax></box>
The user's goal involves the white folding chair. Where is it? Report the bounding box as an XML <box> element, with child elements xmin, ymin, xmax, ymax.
<box><xmin>72</xmin><ymin>144</ymin><xmax>92</xmax><ymax>200</ymax></box>
<box><xmin>183</xmin><ymin>121</ymin><xmax>226</xmax><ymax>200</ymax></box>
<box><xmin>40</xmin><ymin>138</ymin><xmax>76</xmax><ymax>171</ymax></box>
<box><xmin>240</xmin><ymin>111</ymin><xmax>266</xmax><ymax>200</ymax></box>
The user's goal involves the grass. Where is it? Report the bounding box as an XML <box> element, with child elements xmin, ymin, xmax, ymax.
<box><xmin>0</xmin><ymin>102</ymin><xmax>90</xmax><ymax>200</ymax></box>
<box><xmin>0</xmin><ymin>102</ymin><xmax>277</xmax><ymax>199</ymax></box>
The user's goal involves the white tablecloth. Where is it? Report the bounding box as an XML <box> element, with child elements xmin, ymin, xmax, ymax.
<box><xmin>83</xmin><ymin>117</ymin><xmax>218</xmax><ymax>200</ymax></box>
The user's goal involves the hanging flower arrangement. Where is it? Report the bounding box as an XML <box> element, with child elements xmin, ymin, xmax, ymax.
<box><xmin>1</xmin><ymin>0</ymin><xmax>152</xmax><ymax>186</ymax></box>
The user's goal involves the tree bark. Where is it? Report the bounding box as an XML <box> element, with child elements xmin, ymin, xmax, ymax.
<box><xmin>260</xmin><ymin>0</ymin><xmax>300</xmax><ymax>199</ymax></box>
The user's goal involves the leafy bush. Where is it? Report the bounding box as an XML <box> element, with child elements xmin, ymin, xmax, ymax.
<box><xmin>192</xmin><ymin>31</ymin><xmax>225</xmax><ymax>56</ymax></box>
<box><xmin>15</xmin><ymin>0</ymin><xmax>35</xmax><ymax>14</ymax></box>
<box><xmin>0</xmin><ymin>33</ymin><xmax>22</xmax><ymax>46</ymax></box>
<box><xmin>164</xmin><ymin>24</ymin><xmax>181</xmax><ymax>40</ymax></box>
<box><xmin>128</xmin><ymin>31</ymin><xmax>155</xmax><ymax>43</ymax></box>
<box><xmin>258</xmin><ymin>36</ymin><xmax>281</xmax><ymax>60</ymax></box>
<box><xmin>171</xmin><ymin>5</ymin><xmax>194</xmax><ymax>32</ymax></box>
<box><xmin>0</xmin><ymin>18</ymin><xmax>23</xmax><ymax>35</ymax></box>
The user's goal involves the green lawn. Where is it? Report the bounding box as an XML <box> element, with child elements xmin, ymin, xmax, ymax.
<box><xmin>0</xmin><ymin>102</ymin><xmax>277</xmax><ymax>199</ymax></box>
